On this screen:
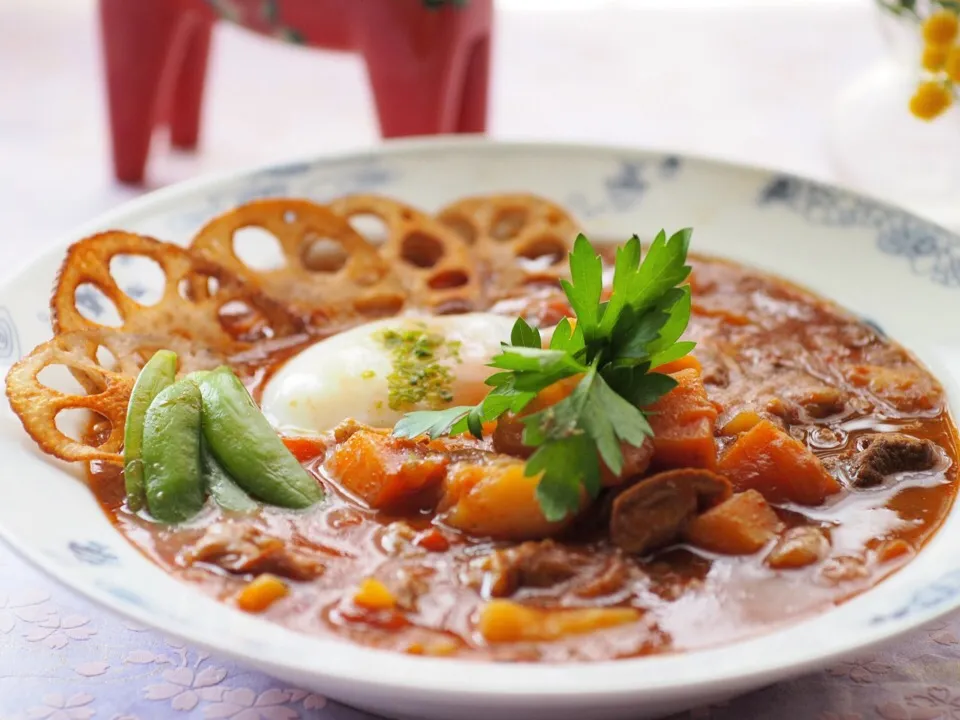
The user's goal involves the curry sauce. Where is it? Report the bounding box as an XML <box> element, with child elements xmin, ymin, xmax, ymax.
<box><xmin>88</xmin><ymin>253</ymin><xmax>959</xmax><ymax>662</ymax></box>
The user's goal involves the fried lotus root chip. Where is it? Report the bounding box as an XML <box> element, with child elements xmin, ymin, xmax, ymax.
<box><xmin>5</xmin><ymin>329</ymin><xmax>224</xmax><ymax>464</ymax></box>
<box><xmin>190</xmin><ymin>198</ymin><xmax>408</xmax><ymax>326</ymax></box>
<box><xmin>436</xmin><ymin>193</ymin><xmax>580</xmax><ymax>300</ymax></box>
<box><xmin>329</xmin><ymin>195</ymin><xmax>482</xmax><ymax>315</ymax></box>
<box><xmin>52</xmin><ymin>232</ymin><xmax>301</xmax><ymax>351</ymax></box>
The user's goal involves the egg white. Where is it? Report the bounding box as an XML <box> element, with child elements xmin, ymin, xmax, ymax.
<box><xmin>261</xmin><ymin>313</ymin><xmax>518</xmax><ymax>435</ymax></box>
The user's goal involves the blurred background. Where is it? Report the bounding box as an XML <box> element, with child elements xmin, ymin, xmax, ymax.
<box><xmin>1</xmin><ymin>0</ymin><xmax>957</xmax><ymax>277</ymax></box>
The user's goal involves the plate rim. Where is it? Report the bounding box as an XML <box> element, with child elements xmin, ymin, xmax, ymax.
<box><xmin>2</xmin><ymin>136</ymin><xmax>959</xmax><ymax>704</ymax></box>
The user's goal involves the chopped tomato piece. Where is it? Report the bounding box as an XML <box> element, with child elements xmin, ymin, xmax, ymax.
<box><xmin>684</xmin><ymin>490</ymin><xmax>783</xmax><ymax>555</ymax></box>
<box><xmin>413</xmin><ymin>528</ymin><xmax>451</xmax><ymax>553</ymax></box>
<box><xmin>717</xmin><ymin>420</ymin><xmax>841</xmax><ymax>505</ymax></box>
<box><xmin>328</xmin><ymin>430</ymin><xmax>448</xmax><ymax>511</ymax></box>
<box><xmin>645</xmin><ymin>368</ymin><xmax>718</xmax><ymax>470</ymax></box>
<box><xmin>282</xmin><ymin>435</ymin><xmax>327</xmax><ymax>463</ymax></box>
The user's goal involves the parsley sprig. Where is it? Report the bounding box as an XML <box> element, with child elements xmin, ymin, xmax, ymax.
<box><xmin>393</xmin><ymin>230</ymin><xmax>695</xmax><ymax>521</ymax></box>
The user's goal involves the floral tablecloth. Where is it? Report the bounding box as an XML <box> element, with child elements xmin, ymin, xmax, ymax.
<box><xmin>2</xmin><ymin>540</ymin><xmax>960</xmax><ymax>720</ymax></box>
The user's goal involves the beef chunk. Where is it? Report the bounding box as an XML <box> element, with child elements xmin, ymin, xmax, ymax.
<box><xmin>485</xmin><ymin>540</ymin><xmax>633</xmax><ymax>600</ymax></box>
<box><xmin>610</xmin><ymin>469</ymin><xmax>732</xmax><ymax>555</ymax></box>
<box><xmin>183</xmin><ymin>522</ymin><xmax>326</xmax><ymax>580</ymax></box>
<box><xmin>850</xmin><ymin>433</ymin><xmax>940</xmax><ymax>487</ymax></box>
<box><xmin>487</xmin><ymin>540</ymin><xmax>587</xmax><ymax>597</ymax></box>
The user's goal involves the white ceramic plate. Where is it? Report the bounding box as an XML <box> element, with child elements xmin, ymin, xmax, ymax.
<box><xmin>1</xmin><ymin>140</ymin><xmax>959</xmax><ymax>720</ymax></box>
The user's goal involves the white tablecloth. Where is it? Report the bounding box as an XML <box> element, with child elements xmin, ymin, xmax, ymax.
<box><xmin>0</xmin><ymin>0</ymin><xmax>894</xmax><ymax>282</ymax></box>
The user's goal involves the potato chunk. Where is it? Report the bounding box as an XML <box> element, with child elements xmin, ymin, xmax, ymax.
<box><xmin>438</xmin><ymin>458</ymin><xmax>579</xmax><ymax>540</ymax></box>
<box><xmin>684</xmin><ymin>490</ymin><xmax>783</xmax><ymax>555</ymax></box>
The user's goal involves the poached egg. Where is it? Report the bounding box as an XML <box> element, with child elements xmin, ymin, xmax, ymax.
<box><xmin>261</xmin><ymin>313</ymin><xmax>517</xmax><ymax>435</ymax></box>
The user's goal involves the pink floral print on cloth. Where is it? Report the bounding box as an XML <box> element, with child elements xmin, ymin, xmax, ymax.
<box><xmin>4</xmin><ymin>536</ymin><xmax>960</xmax><ymax>719</ymax></box>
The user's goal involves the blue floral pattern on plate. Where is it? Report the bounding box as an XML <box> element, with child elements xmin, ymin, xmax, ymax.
<box><xmin>759</xmin><ymin>176</ymin><xmax>960</xmax><ymax>287</ymax></box>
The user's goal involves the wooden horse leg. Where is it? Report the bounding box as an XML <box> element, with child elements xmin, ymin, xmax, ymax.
<box><xmin>98</xmin><ymin>0</ymin><xmax>191</xmax><ymax>183</ymax></box>
<box><xmin>456</xmin><ymin>34</ymin><xmax>491</xmax><ymax>134</ymax></box>
<box><xmin>354</xmin><ymin>1</ymin><xmax>489</xmax><ymax>137</ymax></box>
<box><xmin>170</xmin><ymin>16</ymin><xmax>213</xmax><ymax>150</ymax></box>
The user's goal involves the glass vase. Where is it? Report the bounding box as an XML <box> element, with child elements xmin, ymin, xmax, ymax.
<box><xmin>825</xmin><ymin>1</ymin><xmax>960</xmax><ymax>230</ymax></box>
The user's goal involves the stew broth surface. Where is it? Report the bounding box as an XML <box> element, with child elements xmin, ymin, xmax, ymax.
<box><xmin>89</xmin><ymin>253</ymin><xmax>959</xmax><ymax>662</ymax></box>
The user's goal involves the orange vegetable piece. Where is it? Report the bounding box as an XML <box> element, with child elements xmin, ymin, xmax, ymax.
<box><xmin>877</xmin><ymin>538</ymin><xmax>914</xmax><ymax>564</ymax></box>
<box><xmin>765</xmin><ymin>526</ymin><xmax>829</xmax><ymax>569</ymax></box>
<box><xmin>717</xmin><ymin>420</ymin><xmax>841</xmax><ymax>506</ymax></box>
<box><xmin>477</xmin><ymin>600</ymin><xmax>640</xmax><ymax>643</ymax></box>
<box><xmin>684</xmin><ymin>490</ymin><xmax>783</xmax><ymax>555</ymax></box>
<box><xmin>328</xmin><ymin>430</ymin><xmax>448</xmax><ymax>511</ymax></box>
<box><xmin>413</xmin><ymin>528</ymin><xmax>450</xmax><ymax>552</ymax></box>
<box><xmin>844</xmin><ymin>364</ymin><xmax>942</xmax><ymax>413</ymax></box>
<box><xmin>645</xmin><ymin>368</ymin><xmax>718</xmax><ymax>470</ymax></box>
<box><xmin>353</xmin><ymin>578</ymin><xmax>396</xmax><ymax>611</ymax></box>
<box><xmin>281</xmin><ymin>435</ymin><xmax>327</xmax><ymax>463</ymax></box>
<box><xmin>439</xmin><ymin>459</ymin><xmax>579</xmax><ymax>540</ymax></box>
<box><xmin>236</xmin><ymin>573</ymin><xmax>289</xmax><ymax>613</ymax></box>
<box><xmin>720</xmin><ymin>410</ymin><xmax>763</xmax><ymax>436</ymax></box>
<box><xmin>654</xmin><ymin>354</ymin><xmax>702</xmax><ymax>375</ymax></box>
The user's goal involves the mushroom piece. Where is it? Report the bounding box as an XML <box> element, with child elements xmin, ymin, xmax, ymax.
<box><xmin>610</xmin><ymin>469</ymin><xmax>732</xmax><ymax>555</ymax></box>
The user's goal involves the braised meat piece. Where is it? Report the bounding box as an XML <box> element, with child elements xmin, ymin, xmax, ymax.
<box><xmin>849</xmin><ymin>433</ymin><xmax>940</xmax><ymax>487</ymax></box>
<box><xmin>485</xmin><ymin>540</ymin><xmax>633</xmax><ymax>600</ymax></box>
<box><xmin>183</xmin><ymin>522</ymin><xmax>326</xmax><ymax>580</ymax></box>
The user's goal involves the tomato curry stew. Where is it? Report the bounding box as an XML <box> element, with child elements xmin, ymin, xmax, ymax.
<box><xmin>7</xmin><ymin>193</ymin><xmax>957</xmax><ymax>663</ymax></box>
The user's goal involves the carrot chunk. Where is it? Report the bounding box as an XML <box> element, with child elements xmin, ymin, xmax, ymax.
<box><xmin>719</xmin><ymin>410</ymin><xmax>763</xmax><ymax>436</ymax></box>
<box><xmin>645</xmin><ymin>368</ymin><xmax>718</xmax><ymax>470</ymax></box>
<box><xmin>328</xmin><ymin>430</ymin><xmax>448</xmax><ymax>511</ymax></box>
<box><xmin>684</xmin><ymin>490</ymin><xmax>783</xmax><ymax>555</ymax></box>
<box><xmin>477</xmin><ymin>600</ymin><xmax>640</xmax><ymax>643</ymax></box>
<box><xmin>717</xmin><ymin>420</ymin><xmax>841</xmax><ymax>505</ymax></box>
<box><xmin>353</xmin><ymin>578</ymin><xmax>396</xmax><ymax>611</ymax></box>
<box><xmin>236</xmin><ymin>573</ymin><xmax>289</xmax><ymax>613</ymax></box>
<box><xmin>654</xmin><ymin>354</ymin><xmax>702</xmax><ymax>375</ymax></box>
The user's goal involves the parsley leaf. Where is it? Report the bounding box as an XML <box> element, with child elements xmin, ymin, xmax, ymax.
<box><xmin>393</xmin><ymin>405</ymin><xmax>473</xmax><ymax>439</ymax></box>
<box><xmin>560</xmin><ymin>234</ymin><xmax>604</xmax><ymax>345</ymax></box>
<box><xmin>510</xmin><ymin>317</ymin><xmax>542</xmax><ymax>349</ymax></box>
<box><xmin>391</xmin><ymin>229</ymin><xmax>696</xmax><ymax>521</ymax></box>
<box><xmin>529</xmin><ymin>435</ymin><xmax>599</xmax><ymax>521</ymax></box>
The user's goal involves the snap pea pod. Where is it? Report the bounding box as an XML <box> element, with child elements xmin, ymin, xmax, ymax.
<box><xmin>197</xmin><ymin>366</ymin><xmax>323</xmax><ymax>508</ymax></box>
<box><xmin>200</xmin><ymin>437</ymin><xmax>258</xmax><ymax>514</ymax></box>
<box><xmin>123</xmin><ymin>349</ymin><xmax>178</xmax><ymax>512</ymax></box>
<box><xmin>142</xmin><ymin>379</ymin><xmax>206</xmax><ymax>523</ymax></box>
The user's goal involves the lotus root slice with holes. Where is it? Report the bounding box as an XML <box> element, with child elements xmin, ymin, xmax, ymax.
<box><xmin>51</xmin><ymin>231</ymin><xmax>301</xmax><ymax>351</ymax></box>
<box><xmin>436</xmin><ymin>194</ymin><xmax>581</xmax><ymax>300</ymax></box>
<box><xmin>330</xmin><ymin>195</ymin><xmax>482</xmax><ymax>315</ymax></box>
<box><xmin>189</xmin><ymin>198</ymin><xmax>409</xmax><ymax>326</ymax></box>
<box><xmin>5</xmin><ymin>329</ymin><xmax>227</xmax><ymax>465</ymax></box>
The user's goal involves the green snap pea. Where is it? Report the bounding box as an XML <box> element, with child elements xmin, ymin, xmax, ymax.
<box><xmin>123</xmin><ymin>349</ymin><xmax>178</xmax><ymax>512</ymax></box>
<box><xmin>197</xmin><ymin>366</ymin><xmax>323</xmax><ymax>508</ymax></box>
<box><xmin>142</xmin><ymin>379</ymin><xmax>206</xmax><ymax>523</ymax></box>
<box><xmin>201</xmin><ymin>438</ymin><xmax>258</xmax><ymax>514</ymax></box>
